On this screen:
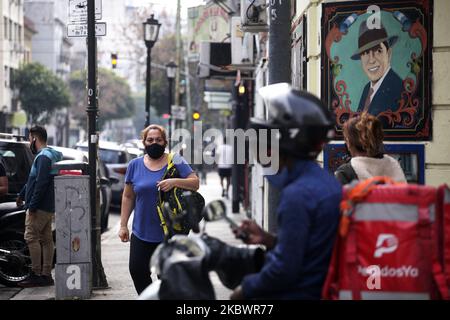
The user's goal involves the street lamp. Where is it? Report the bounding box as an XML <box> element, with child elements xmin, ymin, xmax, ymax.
<box><xmin>143</xmin><ymin>14</ymin><xmax>161</xmax><ymax>128</ymax></box>
<box><xmin>166</xmin><ymin>61</ymin><xmax>177</xmax><ymax>150</ymax></box>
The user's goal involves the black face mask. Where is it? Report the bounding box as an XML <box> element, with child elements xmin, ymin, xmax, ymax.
<box><xmin>145</xmin><ymin>143</ymin><xmax>165</xmax><ymax>159</ymax></box>
<box><xmin>30</xmin><ymin>139</ymin><xmax>38</xmax><ymax>155</ymax></box>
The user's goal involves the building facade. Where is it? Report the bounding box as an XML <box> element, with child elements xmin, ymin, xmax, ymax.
<box><xmin>24</xmin><ymin>0</ymin><xmax>71</xmax><ymax>79</ymax></box>
<box><xmin>0</xmin><ymin>0</ymin><xmax>25</xmax><ymax>132</ymax></box>
<box><xmin>23</xmin><ymin>16</ymin><xmax>36</xmax><ymax>63</ymax></box>
<box><xmin>242</xmin><ymin>0</ymin><xmax>450</xmax><ymax>228</ymax></box>
<box><xmin>289</xmin><ymin>0</ymin><xmax>449</xmax><ymax>187</ymax></box>
<box><xmin>24</xmin><ymin>0</ymin><xmax>71</xmax><ymax>146</ymax></box>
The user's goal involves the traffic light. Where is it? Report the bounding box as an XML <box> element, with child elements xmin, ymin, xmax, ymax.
<box><xmin>192</xmin><ymin>111</ymin><xmax>201</xmax><ymax>121</ymax></box>
<box><xmin>111</xmin><ymin>53</ymin><xmax>118</xmax><ymax>69</ymax></box>
<box><xmin>238</xmin><ymin>83</ymin><xmax>246</xmax><ymax>95</ymax></box>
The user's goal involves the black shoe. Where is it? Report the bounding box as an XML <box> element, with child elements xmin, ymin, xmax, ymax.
<box><xmin>40</xmin><ymin>275</ymin><xmax>54</xmax><ymax>286</ymax></box>
<box><xmin>18</xmin><ymin>272</ymin><xmax>43</xmax><ymax>288</ymax></box>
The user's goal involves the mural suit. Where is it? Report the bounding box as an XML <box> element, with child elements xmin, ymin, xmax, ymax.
<box><xmin>352</xmin><ymin>20</ymin><xmax>404</xmax><ymax>115</ymax></box>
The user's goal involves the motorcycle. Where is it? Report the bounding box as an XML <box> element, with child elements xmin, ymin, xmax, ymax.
<box><xmin>138</xmin><ymin>193</ymin><xmax>264</xmax><ymax>300</ymax></box>
<box><xmin>0</xmin><ymin>202</ymin><xmax>31</xmax><ymax>287</ymax></box>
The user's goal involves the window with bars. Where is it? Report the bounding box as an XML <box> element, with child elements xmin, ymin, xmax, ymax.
<box><xmin>4</xmin><ymin>66</ymin><xmax>9</xmax><ymax>88</ymax></box>
<box><xmin>3</xmin><ymin>17</ymin><xmax>8</xmax><ymax>38</ymax></box>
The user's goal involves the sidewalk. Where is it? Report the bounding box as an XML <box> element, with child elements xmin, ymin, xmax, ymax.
<box><xmin>5</xmin><ymin>172</ymin><xmax>247</xmax><ymax>300</ymax></box>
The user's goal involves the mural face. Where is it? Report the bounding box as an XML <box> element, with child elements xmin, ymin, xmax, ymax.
<box><xmin>321</xmin><ymin>0</ymin><xmax>432</xmax><ymax>140</ymax></box>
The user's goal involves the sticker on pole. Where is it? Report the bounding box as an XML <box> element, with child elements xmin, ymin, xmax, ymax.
<box><xmin>67</xmin><ymin>22</ymin><xmax>106</xmax><ymax>37</ymax></box>
<box><xmin>69</xmin><ymin>0</ymin><xmax>102</xmax><ymax>23</ymax></box>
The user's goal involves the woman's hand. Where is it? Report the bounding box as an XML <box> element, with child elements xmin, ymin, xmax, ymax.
<box><xmin>157</xmin><ymin>179</ymin><xmax>178</xmax><ymax>192</ymax></box>
<box><xmin>119</xmin><ymin>226</ymin><xmax>129</xmax><ymax>242</ymax></box>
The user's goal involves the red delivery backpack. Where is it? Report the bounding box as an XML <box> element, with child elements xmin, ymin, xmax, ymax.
<box><xmin>322</xmin><ymin>177</ymin><xmax>450</xmax><ymax>300</ymax></box>
<box><xmin>437</xmin><ymin>184</ymin><xmax>450</xmax><ymax>291</ymax></box>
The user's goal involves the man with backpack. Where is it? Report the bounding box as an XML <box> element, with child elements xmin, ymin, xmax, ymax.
<box><xmin>231</xmin><ymin>85</ymin><xmax>342</xmax><ymax>299</ymax></box>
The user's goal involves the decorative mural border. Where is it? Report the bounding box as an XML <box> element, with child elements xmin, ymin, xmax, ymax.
<box><xmin>321</xmin><ymin>0</ymin><xmax>433</xmax><ymax>140</ymax></box>
<box><xmin>323</xmin><ymin>143</ymin><xmax>425</xmax><ymax>184</ymax></box>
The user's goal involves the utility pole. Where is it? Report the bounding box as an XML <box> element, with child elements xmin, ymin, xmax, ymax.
<box><xmin>87</xmin><ymin>0</ymin><xmax>108</xmax><ymax>289</ymax></box>
<box><xmin>184</xmin><ymin>55</ymin><xmax>192</xmax><ymax>131</ymax></box>
<box><xmin>145</xmin><ymin>44</ymin><xmax>152</xmax><ymax>127</ymax></box>
<box><xmin>266</xmin><ymin>0</ymin><xmax>291</xmax><ymax>233</ymax></box>
<box><xmin>174</xmin><ymin>0</ymin><xmax>182</xmax><ymax>131</ymax></box>
<box><xmin>168</xmin><ymin>76</ymin><xmax>174</xmax><ymax>151</ymax></box>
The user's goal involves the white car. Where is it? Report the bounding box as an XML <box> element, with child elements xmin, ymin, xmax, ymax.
<box><xmin>75</xmin><ymin>141</ymin><xmax>133</xmax><ymax>208</ymax></box>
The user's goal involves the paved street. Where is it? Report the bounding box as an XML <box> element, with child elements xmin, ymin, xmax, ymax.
<box><xmin>0</xmin><ymin>172</ymin><xmax>247</xmax><ymax>300</ymax></box>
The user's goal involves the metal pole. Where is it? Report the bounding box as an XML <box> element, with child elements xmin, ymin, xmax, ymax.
<box><xmin>231</xmin><ymin>84</ymin><xmax>240</xmax><ymax>213</ymax></box>
<box><xmin>184</xmin><ymin>55</ymin><xmax>192</xmax><ymax>131</ymax></box>
<box><xmin>145</xmin><ymin>46</ymin><xmax>151</xmax><ymax>127</ymax></box>
<box><xmin>269</xmin><ymin>2</ymin><xmax>291</xmax><ymax>84</ymax></box>
<box><xmin>266</xmin><ymin>0</ymin><xmax>291</xmax><ymax>233</ymax></box>
<box><xmin>168</xmin><ymin>78</ymin><xmax>173</xmax><ymax>151</ymax></box>
<box><xmin>174</xmin><ymin>0</ymin><xmax>181</xmax><ymax>107</ymax></box>
<box><xmin>87</xmin><ymin>0</ymin><xmax>107</xmax><ymax>289</ymax></box>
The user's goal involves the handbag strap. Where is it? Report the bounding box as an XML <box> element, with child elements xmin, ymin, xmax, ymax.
<box><xmin>157</xmin><ymin>153</ymin><xmax>175</xmax><ymax>238</ymax></box>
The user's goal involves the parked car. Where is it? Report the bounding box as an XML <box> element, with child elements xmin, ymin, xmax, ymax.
<box><xmin>123</xmin><ymin>146</ymin><xmax>143</xmax><ymax>160</ymax></box>
<box><xmin>75</xmin><ymin>141</ymin><xmax>133</xmax><ymax>208</ymax></box>
<box><xmin>50</xmin><ymin>146</ymin><xmax>116</xmax><ymax>232</ymax></box>
<box><xmin>123</xmin><ymin>139</ymin><xmax>144</xmax><ymax>151</ymax></box>
<box><xmin>0</xmin><ymin>134</ymin><xmax>34</xmax><ymax>203</ymax></box>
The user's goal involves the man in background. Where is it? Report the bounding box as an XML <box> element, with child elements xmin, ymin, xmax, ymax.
<box><xmin>215</xmin><ymin>142</ymin><xmax>233</xmax><ymax>198</ymax></box>
<box><xmin>16</xmin><ymin>126</ymin><xmax>62</xmax><ymax>287</ymax></box>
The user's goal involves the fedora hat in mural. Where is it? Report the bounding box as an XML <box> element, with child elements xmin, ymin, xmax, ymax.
<box><xmin>351</xmin><ymin>19</ymin><xmax>398</xmax><ymax>60</ymax></box>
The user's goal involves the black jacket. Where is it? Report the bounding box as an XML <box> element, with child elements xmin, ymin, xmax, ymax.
<box><xmin>335</xmin><ymin>162</ymin><xmax>357</xmax><ymax>185</ymax></box>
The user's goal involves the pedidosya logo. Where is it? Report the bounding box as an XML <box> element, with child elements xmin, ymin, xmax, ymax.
<box><xmin>358</xmin><ymin>265</ymin><xmax>419</xmax><ymax>278</ymax></box>
<box><xmin>359</xmin><ymin>233</ymin><xmax>419</xmax><ymax>279</ymax></box>
<box><xmin>374</xmin><ymin>234</ymin><xmax>398</xmax><ymax>258</ymax></box>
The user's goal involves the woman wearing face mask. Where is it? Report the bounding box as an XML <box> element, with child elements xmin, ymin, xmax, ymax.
<box><xmin>118</xmin><ymin>124</ymin><xmax>199</xmax><ymax>295</ymax></box>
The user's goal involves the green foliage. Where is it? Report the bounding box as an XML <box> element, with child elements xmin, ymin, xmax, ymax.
<box><xmin>14</xmin><ymin>62</ymin><xmax>71</xmax><ymax>124</ymax></box>
<box><xmin>69</xmin><ymin>68</ymin><xmax>135</xmax><ymax>129</ymax></box>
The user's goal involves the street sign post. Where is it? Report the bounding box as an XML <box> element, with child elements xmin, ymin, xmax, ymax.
<box><xmin>69</xmin><ymin>0</ymin><xmax>102</xmax><ymax>22</ymax></box>
<box><xmin>67</xmin><ymin>22</ymin><xmax>106</xmax><ymax>37</ymax></box>
<box><xmin>171</xmin><ymin>105</ymin><xmax>186</xmax><ymax>120</ymax></box>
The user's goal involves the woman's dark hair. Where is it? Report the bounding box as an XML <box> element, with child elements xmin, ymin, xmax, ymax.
<box><xmin>343</xmin><ymin>112</ymin><xmax>384</xmax><ymax>157</ymax></box>
<box><xmin>29</xmin><ymin>125</ymin><xmax>47</xmax><ymax>142</ymax></box>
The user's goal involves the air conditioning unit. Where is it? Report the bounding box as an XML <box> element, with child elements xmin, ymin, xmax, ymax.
<box><xmin>231</xmin><ymin>16</ymin><xmax>254</xmax><ymax>67</ymax></box>
<box><xmin>198</xmin><ymin>41</ymin><xmax>237</xmax><ymax>79</ymax></box>
<box><xmin>240</xmin><ymin>0</ymin><xmax>269</xmax><ymax>33</ymax></box>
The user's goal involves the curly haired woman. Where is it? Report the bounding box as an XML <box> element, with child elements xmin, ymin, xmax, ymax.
<box><xmin>335</xmin><ymin>112</ymin><xmax>406</xmax><ymax>185</ymax></box>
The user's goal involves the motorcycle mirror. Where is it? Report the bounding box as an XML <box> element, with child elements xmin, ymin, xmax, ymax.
<box><xmin>202</xmin><ymin>200</ymin><xmax>226</xmax><ymax>222</ymax></box>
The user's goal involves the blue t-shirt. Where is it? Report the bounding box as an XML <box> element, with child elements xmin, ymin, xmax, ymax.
<box><xmin>125</xmin><ymin>153</ymin><xmax>193</xmax><ymax>242</ymax></box>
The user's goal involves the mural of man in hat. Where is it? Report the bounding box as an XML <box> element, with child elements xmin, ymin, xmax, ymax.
<box><xmin>353</xmin><ymin>20</ymin><xmax>404</xmax><ymax>116</ymax></box>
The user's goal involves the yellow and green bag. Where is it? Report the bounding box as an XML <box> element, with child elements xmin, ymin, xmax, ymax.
<box><xmin>156</xmin><ymin>153</ymin><xmax>205</xmax><ymax>238</ymax></box>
